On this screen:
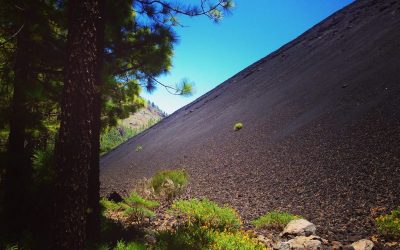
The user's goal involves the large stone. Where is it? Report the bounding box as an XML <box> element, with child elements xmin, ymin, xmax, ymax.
<box><xmin>275</xmin><ymin>241</ymin><xmax>290</xmax><ymax>250</ymax></box>
<box><xmin>282</xmin><ymin>219</ymin><xmax>316</xmax><ymax>237</ymax></box>
<box><xmin>351</xmin><ymin>239</ymin><xmax>374</xmax><ymax>250</ymax></box>
<box><xmin>278</xmin><ymin>236</ymin><xmax>322</xmax><ymax>250</ymax></box>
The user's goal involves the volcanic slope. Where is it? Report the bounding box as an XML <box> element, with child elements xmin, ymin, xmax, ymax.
<box><xmin>101</xmin><ymin>0</ymin><xmax>400</xmax><ymax>241</ymax></box>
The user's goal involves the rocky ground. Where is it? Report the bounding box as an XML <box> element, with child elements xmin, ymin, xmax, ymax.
<box><xmin>100</xmin><ymin>0</ymin><xmax>400</xmax><ymax>245</ymax></box>
<box><xmin>104</xmin><ymin>188</ymin><xmax>399</xmax><ymax>250</ymax></box>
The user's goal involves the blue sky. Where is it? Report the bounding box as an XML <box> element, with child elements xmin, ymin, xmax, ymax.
<box><xmin>142</xmin><ymin>0</ymin><xmax>354</xmax><ymax>114</ymax></box>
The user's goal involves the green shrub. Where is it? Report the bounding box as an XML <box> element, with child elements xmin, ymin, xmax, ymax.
<box><xmin>113</xmin><ymin>240</ymin><xmax>147</xmax><ymax>250</ymax></box>
<box><xmin>97</xmin><ymin>244</ymin><xmax>111</xmax><ymax>250</ymax></box>
<box><xmin>32</xmin><ymin>145</ymin><xmax>55</xmax><ymax>185</ymax></box>
<box><xmin>100</xmin><ymin>126</ymin><xmax>137</xmax><ymax>154</ymax></box>
<box><xmin>135</xmin><ymin>144</ymin><xmax>143</xmax><ymax>152</ymax></box>
<box><xmin>233</xmin><ymin>122</ymin><xmax>243</xmax><ymax>131</ymax></box>
<box><xmin>251</xmin><ymin>211</ymin><xmax>302</xmax><ymax>230</ymax></box>
<box><xmin>100</xmin><ymin>192</ymin><xmax>159</xmax><ymax>224</ymax></box>
<box><xmin>211</xmin><ymin>230</ymin><xmax>267</xmax><ymax>250</ymax></box>
<box><xmin>100</xmin><ymin>198</ymin><xmax>124</xmax><ymax>214</ymax></box>
<box><xmin>171</xmin><ymin>198</ymin><xmax>241</xmax><ymax>231</ymax></box>
<box><xmin>375</xmin><ymin>207</ymin><xmax>400</xmax><ymax>240</ymax></box>
<box><xmin>123</xmin><ymin>192</ymin><xmax>159</xmax><ymax>223</ymax></box>
<box><xmin>156</xmin><ymin>226</ymin><xmax>266</xmax><ymax>250</ymax></box>
<box><xmin>156</xmin><ymin>225</ymin><xmax>214</xmax><ymax>250</ymax></box>
<box><xmin>150</xmin><ymin>169</ymin><xmax>188</xmax><ymax>198</ymax></box>
<box><xmin>5</xmin><ymin>245</ymin><xmax>18</xmax><ymax>250</ymax></box>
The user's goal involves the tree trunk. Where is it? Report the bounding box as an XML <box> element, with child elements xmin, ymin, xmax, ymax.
<box><xmin>3</xmin><ymin>22</ymin><xmax>32</xmax><ymax>238</ymax></box>
<box><xmin>53</xmin><ymin>0</ymin><xmax>99</xmax><ymax>248</ymax></box>
<box><xmin>86</xmin><ymin>0</ymin><xmax>104</xmax><ymax>242</ymax></box>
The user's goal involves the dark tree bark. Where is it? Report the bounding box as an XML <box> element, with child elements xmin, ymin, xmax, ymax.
<box><xmin>3</xmin><ymin>20</ymin><xmax>32</xmax><ymax>237</ymax></box>
<box><xmin>86</xmin><ymin>0</ymin><xmax>104</xmax><ymax>242</ymax></box>
<box><xmin>53</xmin><ymin>0</ymin><xmax>99</xmax><ymax>248</ymax></box>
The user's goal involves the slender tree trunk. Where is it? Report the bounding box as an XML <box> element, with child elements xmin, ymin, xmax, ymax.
<box><xmin>53</xmin><ymin>0</ymin><xmax>99</xmax><ymax>248</ymax></box>
<box><xmin>86</xmin><ymin>0</ymin><xmax>104</xmax><ymax>240</ymax></box>
<box><xmin>3</xmin><ymin>23</ymin><xmax>32</xmax><ymax>237</ymax></box>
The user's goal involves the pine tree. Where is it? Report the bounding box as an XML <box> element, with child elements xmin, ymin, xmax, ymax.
<box><xmin>52</xmin><ymin>0</ymin><xmax>99</xmax><ymax>248</ymax></box>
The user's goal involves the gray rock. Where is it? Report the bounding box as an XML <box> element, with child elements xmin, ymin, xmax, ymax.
<box><xmin>275</xmin><ymin>241</ymin><xmax>290</xmax><ymax>250</ymax></box>
<box><xmin>277</xmin><ymin>236</ymin><xmax>323</xmax><ymax>250</ymax></box>
<box><xmin>282</xmin><ymin>219</ymin><xmax>316</xmax><ymax>237</ymax></box>
<box><xmin>351</xmin><ymin>239</ymin><xmax>374</xmax><ymax>250</ymax></box>
<box><xmin>288</xmin><ymin>236</ymin><xmax>322</xmax><ymax>250</ymax></box>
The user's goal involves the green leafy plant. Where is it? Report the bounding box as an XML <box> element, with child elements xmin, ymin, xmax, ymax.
<box><xmin>113</xmin><ymin>240</ymin><xmax>147</xmax><ymax>250</ymax></box>
<box><xmin>100</xmin><ymin>125</ymin><xmax>137</xmax><ymax>154</ymax></box>
<box><xmin>211</xmin><ymin>230</ymin><xmax>267</xmax><ymax>250</ymax></box>
<box><xmin>375</xmin><ymin>207</ymin><xmax>400</xmax><ymax>240</ymax></box>
<box><xmin>171</xmin><ymin>198</ymin><xmax>241</xmax><ymax>231</ymax></box>
<box><xmin>233</xmin><ymin>122</ymin><xmax>243</xmax><ymax>131</ymax></box>
<box><xmin>135</xmin><ymin>144</ymin><xmax>143</xmax><ymax>152</ymax></box>
<box><xmin>123</xmin><ymin>192</ymin><xmax>159</xmax><ymax>223</ymax></box>
<box><xmin>156</xmin><ymin>198</ymin><xmax>268</xmax><ymax>250</ymax></box>
<box><xmin>150</xmin><ymin>169</ymin><xmax>188</xmax><ymax>198</ymax></box>
<box><xmin>156</xmin><ymin>223</ymin><xmax>266</xmax><ymax>250</ymax></box>
<box><xmin>251</xmin><ymin>211</ymin><xmax>302</xmax><ymax>230</ymax></box>
<box><xmin>32</xmin><ymin>145</ymin><xmax>55</xmax><ymax>185</ymax></box>
<box><xmin>100</xmin><ymin>198</ymin><xmax>124</xmax><ymax>214</ymax></box>
<box><xmin>100</xmin><ymin>192</ymin><xmax>159</xmax><ymax>224</ymax></box>
<box><xmin>156</xmin><ymin>225</ymin><xmax>214</xmax><ymax>250</ymax></box>
<box><xmin>5</xmin><ymin>245</ymin><xmax>18</xmax><ymax>250</ymax></box>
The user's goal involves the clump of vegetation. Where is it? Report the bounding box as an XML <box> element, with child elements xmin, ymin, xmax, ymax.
<box><xmin>150</xmin><ymin>169</ymin><xmax>188</xmax><ymax>198</ymax></box>
<box><xmin>100</xmin><ymin>191</ymin><xmax>159</xmax><ymax>224</ymax></box>
<box><xmin>32</xmin><ymin>145</ymin><xmax>55</xmax><ymax>185</ymax></box>
<box><xmin>123</xmin><ymin>192</ymin><xmax>159</xmax><ymax>223</ymax></box>
<box><xmin>171</xmin><ymin>198</ymin><xmax>241</xmax><ymax>231</ymax></box>
<box><xmin>100</xmin><ymin>126</ymin><xmax>137</xmax><ymax>154</ymax></box>
<box><xmin>156</xmin><ymin>227</ymin><xmax>266</xmax><ymax>250</ymax></box>
<box><xmin>233</xmin><ymin>122</ymin><xmax>243</xmax><ymax>131</ymax></box>
<box><xmin>5</xmin><ymin>245</ymin><xmax>18</xmax><ymax>250</ymax></box>
<box><xmin>375</xmin><ymin>207</ymin><xmax>400</xmax><ymax>240</ymax></box>
<box><xmin>156</xmin><ymin>198</ymin><xmax>266</xmax><ymax>250</ymax></box>
<box><xmin>98</xmin><ymin>240</ymin><xmax>147</xmax><ymax>250</ymax></box>
<box><xmin>211</xmin><ymin>230</ymin><xmax>267</xmax><ymax>250</ymax></box>
<box><xmin>100</xmin><ymin>118</ymin><xmax>161</xmax><ymax>155</ymax></box>
<box><xmin>251</xmin><ymin>211</ymin><xmax>302</xmax><ymax>230</ymax></box>
<box><xmin>135</xmin><ymin>144</ymin><xmax>143</xmax><ymax>152</ymax></box>
<box><xmin>156</xmin><ymin>225</ymin><xmax>214</xmax><ymax>250</ymax></box>
<box><xmin>113</xmin><ymin>240</ymin><xmax>147</xmax><ymax>250</ymax></box>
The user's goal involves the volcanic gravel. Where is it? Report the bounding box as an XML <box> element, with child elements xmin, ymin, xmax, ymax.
<box><xmin>101</xmin><ymin>0</ymin><xmax>400</xmax><ymax>243</ymax></box>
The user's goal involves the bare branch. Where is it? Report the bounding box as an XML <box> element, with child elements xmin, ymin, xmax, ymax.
<box><xmin>0</xmin><ymin>24</ymin><xmax>25</xmax><ymax>49</ymax></box>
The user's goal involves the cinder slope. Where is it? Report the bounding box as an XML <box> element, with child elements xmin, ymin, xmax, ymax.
<box><xmin>101</xmin><ymin>0</ymin><xmax>400</xmax><ymax>241</ymax></box>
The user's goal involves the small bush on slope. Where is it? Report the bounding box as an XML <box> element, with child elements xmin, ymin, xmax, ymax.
<box><xmin>98</xmin><ymin>240</ymin><xmax>147</xmax><ymax>250</ymax></box>
<box><xmin>100</xmin><ymin>192</ymin><xmax>159</xmax><ymax>224</ymax></box>
<box><xmin>135</xmin><ymin>144</ymin><xmax>143</xmax><ymax>152</ymax></box>
<box><xmin>233</xmin><ymin>122</ymin><xmax>243</xmax><ymax>131</ymax></box>
<box><xmin>150</xmin><ymin>169</ymin><xmax>188</xmax><ymax>198</ymax></box>
<box><xmin>156</xmin><ymin>198</ymin><xmax>266</xmax><ymax>250</ymax></box>
<box><xmin>170</xmin><ymin>198</ymin><xmax>241</xmax><ymax>231</ymax></box>
<box><xmin>32</xmin><ymin>145</ymin><xmax>55</xmax><ymax>185</ymax></box>
<box><xmin>211</xmin><ymin>230</ymin><xmax>267</xmax><ymax>250</ymax></box>
<box><xmin>123</xmin><ymin>192</ymin><xmax>159</xmax><ymax>223</ymax></box>
<box><xmin>375</xmin><ymin>207</ymin><xmax>400</xmax><ymax>240</ymax></box>
<box><xmin>155</xmin><ymin>225</ymin><xmax>214</xmax><ymax>250</ymax></box>
<box><xmin>113</xmin><ymin>240</ymin><xmax>147</xmax><ymax>250</ymax></box>
<box><xmin>251</xmin><ymin>211</ymin><xmax>302</xmax><ymax>230</ymax></box>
